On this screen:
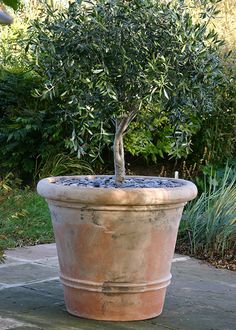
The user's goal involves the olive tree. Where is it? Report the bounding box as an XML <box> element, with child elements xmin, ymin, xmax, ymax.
<box><xmin>31</xmin><ymin>0</ymin><xmax>224</xmax><ymax>184</ymax></box>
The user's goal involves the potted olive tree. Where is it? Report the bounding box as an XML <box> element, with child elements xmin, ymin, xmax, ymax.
<box><xmin>36</xmin><ymin>0</ymin><xmax>223</xmax><ymax>321</ymax></box>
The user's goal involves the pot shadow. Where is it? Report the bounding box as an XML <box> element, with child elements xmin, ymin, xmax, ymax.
<box><xmin>0</xmin><ymin>279</ymin><xmax>172</xmax><ymax>330</ymax></box>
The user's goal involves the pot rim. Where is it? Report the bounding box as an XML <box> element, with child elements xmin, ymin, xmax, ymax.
<box><xmin>37</xmin><ymin>175</ymin><xmax>197</xmax><ymax>206</ymax></box>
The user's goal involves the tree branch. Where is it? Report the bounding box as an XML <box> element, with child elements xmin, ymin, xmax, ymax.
<box><xmin>116</xmin><ymin>102</ymin><xmax>141</xmax><ymax>137</ymax></box>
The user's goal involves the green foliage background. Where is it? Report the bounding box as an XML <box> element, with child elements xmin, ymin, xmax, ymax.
<box><xmin>1</xmin><ymin>0</ymin><xmax>20</xmax><ymax>10</ymax></box>
<box><xmin>0</xmin><ymin>0</ymin><xmax>235</xmax><ymax>182</ymax></box>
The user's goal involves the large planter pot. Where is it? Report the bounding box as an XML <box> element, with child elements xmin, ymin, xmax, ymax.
<box><xmin>37</xmin><ymin>176</ymin><xmax>197</xmax><ymax>321</ymax></box>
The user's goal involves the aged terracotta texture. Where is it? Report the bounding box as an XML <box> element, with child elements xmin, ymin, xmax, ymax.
<box><xmin>37</xmin><ymin>176</ymin><xmax>197</xmax><ymax>321</ymax></box>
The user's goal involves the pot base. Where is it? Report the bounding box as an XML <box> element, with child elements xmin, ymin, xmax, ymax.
<box><xmin>64</xmin><ymin>287</ymin><xmax>166</xmax><ymax>321</ymax></box>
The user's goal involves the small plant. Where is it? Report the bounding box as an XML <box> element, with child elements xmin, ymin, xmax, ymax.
<box><xmin>34</xmin><ymin>152</ymin><xmax>93</xmax><ymax>182</ymax></box>
<box><xmin>0</xmin><ymin>172</ymin><xmax>21</xmax><ymax>196</ymax></box>
<box><xmin>30</xmin><ymin>0</ymin><xmax>225</xmax><ymax>184</ymax></box>
<box><xmin>179</xmin><ymin>164</ymin><xmax>236</xmax><ymax>260</ymax></box>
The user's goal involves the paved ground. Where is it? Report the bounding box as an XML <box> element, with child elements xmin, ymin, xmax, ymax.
<box><xmin>0</xmin><ymin>244</ymin><xmax>235</xmax><ymax>330</ymax></box>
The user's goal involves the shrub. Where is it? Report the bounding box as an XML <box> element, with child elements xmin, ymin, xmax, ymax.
<box><xmin>178</xmin><ymin>164</ymin><xmax>236</xmax><ymax>257</ymax></box>
<box><xmin>0</xmin><ymin>67</ymin><xmax>94</xmax><ymax>179</ymax></box>
<box><xmin>0</xmin><ymin>69</ymin><xmax>57</xmax><ymax>174</ymax></box>
<box><xmin>190</xmin><ymin>53</ymin><xmax>236</xmax><ymax>165</ymax></box>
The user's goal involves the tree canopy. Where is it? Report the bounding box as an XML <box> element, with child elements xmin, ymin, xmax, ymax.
<box><xmin>30</xmin><ymin>0</ymin><xmax>225</xmax><ymax>183</ymax></box>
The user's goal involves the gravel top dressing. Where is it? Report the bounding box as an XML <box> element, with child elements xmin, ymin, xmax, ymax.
<box><xmin>54</xmin><ymin>177</ymin><xmax>183</xmax><ymax>189</ymax></box>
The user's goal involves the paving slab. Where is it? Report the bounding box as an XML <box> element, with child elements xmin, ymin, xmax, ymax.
<box><xmin>5</xmin><ymin>244</ymin><xmax>57</xmax><ymax>261</ymax></box>
<box><xmin>34</xmin><ymin>257</ymin><xmax>59</xmax><ymax>268</ymax></box>
<box><xmin>0</xmin><ymin>263</ymin><xmax>58</xmax><ymax>286</ymax></box>
<box><xmin>0</xmin><ymin>256</ymin><xmax>26</xmax><ymax>266</ymax></box>
<box><xmin>0</xmin><ymin>244</ymin><xmax>235</xmax><ymax>330</ymax></box>
<box><xmin>152</xmin><ymin>259</ymin><xmax>236</xmax><ymax>330</ymax></box>
<box><xmin>0</xmin><ymin>316</ymin><xmax>38</xmax><ymax>330</ymax></box>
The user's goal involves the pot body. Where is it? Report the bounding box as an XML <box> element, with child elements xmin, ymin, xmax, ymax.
<box><xmin>37</xmin><ymin>176</ymin><xmax>197</xmax><ymax>321</ymax></box>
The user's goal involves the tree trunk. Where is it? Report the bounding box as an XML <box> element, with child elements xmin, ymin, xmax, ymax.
<box><xmin>113</xmin><ymin>106</ymin><xmax>140</xmax><ymax>185</ymax></box>
<box><xmin>114</xmin><ymin>121</ymin><xmax>125</xmax><ymax>185</ymax></box>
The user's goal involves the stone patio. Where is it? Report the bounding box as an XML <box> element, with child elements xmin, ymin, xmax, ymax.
<box><xmin>0</xmin><ymin>244</ymin><xmax>235</xmax><ymax>329</ymax></box>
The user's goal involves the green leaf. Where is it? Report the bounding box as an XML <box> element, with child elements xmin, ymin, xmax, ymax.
<box><xmin>163</xmin><ymin>88</ymin><xmax>169</xmax><ymax>100</ymax></box>
<box><xmin>92</xmin><ymin>69</ymin><xmax>104</xmax><ymax>74</ymax></box>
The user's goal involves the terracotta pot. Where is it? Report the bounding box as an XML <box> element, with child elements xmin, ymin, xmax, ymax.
<box><xmin>37</xmin><ymin>176</ymin><xmax>197</xmax><ymax>321</ymax></box>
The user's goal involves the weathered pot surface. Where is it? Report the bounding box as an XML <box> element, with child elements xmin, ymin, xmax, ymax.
<box><xmin>37</xmin><ymin>176</ymin><xmax>197</xmax><ymax>321</ymax></box>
